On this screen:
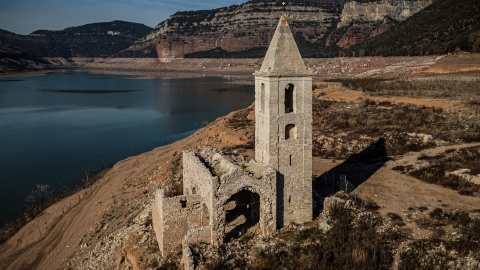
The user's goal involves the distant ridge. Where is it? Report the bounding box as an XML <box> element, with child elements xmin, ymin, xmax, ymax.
<box><xmin>0</xmin><ymin>40</ymin><xmax>51</xmax><ymax>72</ymax></box>
<box><xmin>347</xmin><ymin>0</ymin><xmax>480</xmax><ymax>56</ymax></box>
<box><xmin>0</xmin><ymin>21</ymin><xmax>153</xmax><ymax>58</ymax></box>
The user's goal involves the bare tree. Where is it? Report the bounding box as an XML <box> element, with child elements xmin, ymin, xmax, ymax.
<box><xmin>25</xmin><ymin>193</ymin><xmax>38</xmax><ymax>218</ymax></box>
<box><xmin>31</xmin><ymin>184</ymin><xmax>51</xmax><ymax>211</ymax></box>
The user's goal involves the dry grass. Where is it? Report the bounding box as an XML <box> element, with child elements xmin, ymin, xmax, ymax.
<box><xmin>400</xmin><ymin>208</ymin><xmax>480</xmax><ymax>269</ymax></box>
<box><xmin>312</xmin><ymin>98</ymin><xmax>480</xmax><ymax>159</ymax></box>
<box><xmin>386</xmin><ymin>212</ymin><xmax>406</xmax><ymax>227</ymax></box>
<box><xmin>394</xmin><ymin>146</ymin><xmax>480</xmax><ymax>196</ymax></box>
<box><xmin>335</xmin><ymin>76</ymin><xmax>480</xmax><ymax>101</ymax></box>
<box><xmin>189</xmin><ymin>195</ymin><xmax>410</xmax><ymax>270</ymax></box>
<box><xmin>226</xmin><ymin>106</ymin><xmax>253</xmax><ymax>130</ymax></box>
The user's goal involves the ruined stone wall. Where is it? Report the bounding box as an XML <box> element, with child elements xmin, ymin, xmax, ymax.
<box><xmin>151</xmin><ymin>190</ymin><xmax>163</xmax><ymax>253</ymax></box>
<box><xmin>154</xmin><ymin>146</ymin><xmax>279</xmax><ymax>262</ymax></box>
<box><xmin>213</xmin><ymin>168</ymin><xmax>277</xmax><ymax>242</ymax></box>
<box><xmin>183</xmin><ymin>150</ymin><xmax>218</xmax><ymax>215</ymax></box>
<box><xmin>186</xmin><ymin>147</ymin><xmax>277</xmax><ymax>243</ymax></box>
<box><xmin>181</xmin><ymin>226</ymin><xmax>213</xmax><ymax>270</ymax></box>
<box><xmin>152</xmin><ymin>189</ymin><xmax>205</xmax><ymax>255</ymax></box>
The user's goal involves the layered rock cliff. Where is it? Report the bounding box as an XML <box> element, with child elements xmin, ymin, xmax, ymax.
<box><xmin>337</xmin><ymin>0</ymin><xmax>433</xmax><ymax>28</ymax></box>
<box><xmin>125</xmin><ymin>0</ymin><xmax>433</xmax><ymax>59</ymax></box>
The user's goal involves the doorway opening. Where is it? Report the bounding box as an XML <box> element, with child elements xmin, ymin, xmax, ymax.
<box><xmin>224</xmin><ymin>189</ymin><xmax>260</xmax><ymax>242</ymax></box>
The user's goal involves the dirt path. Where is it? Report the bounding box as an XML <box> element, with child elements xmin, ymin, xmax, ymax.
<box><xmin>387</xmin><ymin>142</ymin><xmax>480</xmax><ymax>171</ymax></box>
<box><xmin>312</xmin><ymin>143</ymin><xmax>480</xmax><ymax>218</ymax></box>
<box><xmin>317</xmin><ymin>142</ymin><xmax>480</xmax><ymax>232</ymax></box>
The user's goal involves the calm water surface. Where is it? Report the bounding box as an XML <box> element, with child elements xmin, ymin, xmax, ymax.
<box><xmin>0</xmin><ymin>70</ymin><xmax>254</xmax><ymax>224</ymax></box>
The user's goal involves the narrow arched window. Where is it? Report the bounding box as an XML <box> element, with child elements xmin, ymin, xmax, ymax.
<box><xmin>285</xmin><ymin>84</ymin><xmax>295</xmax><ymax>113</ymax></box>
<box><xmin>285</xmin><ymin>124</ymin><xmax>297</xmax><ymax>140</ymax></box>
<box><xmin>260</xmin><ymin>83</ymin><xmax>265</xmax><ymax>113</ymax></box>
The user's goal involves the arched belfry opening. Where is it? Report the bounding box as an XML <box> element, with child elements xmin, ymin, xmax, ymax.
<box><xmin>224</xmin><ymin>189</ymin><xmax>260</xmax><ymax>242</ymax></box>
<box><xmin>285</xmin><ymin>124</ymin><xmax>297</xmax><ymax>140</ymax></box>
<box><xmin>285</xmin><ymin>83</ymin><xmax>295</xmax><ymax>113</ymax></box>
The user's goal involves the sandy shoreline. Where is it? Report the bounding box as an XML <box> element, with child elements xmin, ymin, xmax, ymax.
<box><xmin>4</xmin><ymin>54</ymin><xmax>472</xmax><ymax>80</ymax></box>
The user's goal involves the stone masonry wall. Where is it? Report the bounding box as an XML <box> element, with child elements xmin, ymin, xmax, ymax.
<box><xmin>276</xmin><ymin>77</ymin><xmax>313</xmax><ymax>225</ymax></box>
<box><xmin>154</xmin><ymin>146</ymin><xmax>279</xmax><ymax>266</ymax></box>
<box><xmin>152</xmin><ymin>189</ymin><xmax>205</xmax><ymax>255</ymax></box>
<box><xmin>183</xmin><ymin>150</ymin><xmax>218</xmax><ymax>218</ymax></box>
<box><xmin>255</xmin><ymin>76</ymin><xmax>313</xmax><ymax>227</ymax></box>
<box><xmin>186</xmin><ymin>147</ymin><xmax>277</xmax><ymax>243</ymax></box>
<box><xmin>181</xmin><ymin>226</ymin><xmax>212</xmax><ymax>270</ymax></box>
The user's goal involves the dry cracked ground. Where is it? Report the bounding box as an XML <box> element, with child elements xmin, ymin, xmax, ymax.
<box><xmin>1</xmin><ymin>54</ymin><xmax>480</xmax><ymax>269</ymax></box>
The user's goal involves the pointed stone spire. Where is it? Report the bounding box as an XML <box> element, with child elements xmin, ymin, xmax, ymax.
<box><xmin>255</xmin><ymin>15</ymin><xmax>311</xmax><ymax>76</ymax></box>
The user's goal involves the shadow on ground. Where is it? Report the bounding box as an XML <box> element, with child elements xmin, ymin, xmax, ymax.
<box><xmin>313</xmin><ymin>138</ymin><xmax>388</xmax><ymax>218</ymax></box>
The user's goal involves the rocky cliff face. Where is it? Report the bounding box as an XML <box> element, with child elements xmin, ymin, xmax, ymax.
<box><xmin>338</xmin><ymin>0</ymin><xmax>433</xmax><ymax>28</ymax></box>
<box><xmin>127</xmin><ymin>0</ymin><xmax>433</xmax><ymax>59</ymax></box>
<box><xmin>131</xmin><ymin>1</ymin><xmax>342</xmax><ymax>59</ymax></box>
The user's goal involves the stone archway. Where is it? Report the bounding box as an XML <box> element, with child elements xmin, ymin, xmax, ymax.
<box><xmin>210</xmin><ymin>172</ymin><xmax>277</xmax><ymax>245</ymax></box>
<box><xmin>224</xmin><ymin>189</ymin><xmax>260</xmax><ymax>242</ymax></box>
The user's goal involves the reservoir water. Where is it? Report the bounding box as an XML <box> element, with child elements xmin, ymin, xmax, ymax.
<box><xmin>0</xmin><ymin>70</ymin><xmax>254</xmax><ymax>224</ymax></box>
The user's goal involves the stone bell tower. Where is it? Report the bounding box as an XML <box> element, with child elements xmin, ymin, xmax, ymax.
<box><xmin>254</xmin><ymin>15</ymin><xmax>313</xmax><ymax>227</ymax></box>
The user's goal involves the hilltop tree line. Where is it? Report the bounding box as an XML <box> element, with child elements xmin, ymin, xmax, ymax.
<box><xmin>0</xmin><ymin>21</ymin><xmax>152</xmax><ymax>58</ymax></box>
<box><xmin>347</xmin><ymin>0</ymin><xmax>480</xmax><ymax>56</ymax></box>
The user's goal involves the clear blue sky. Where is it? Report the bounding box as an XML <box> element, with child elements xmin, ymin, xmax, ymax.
<box><xmin>0</xmin><ymin>0</ymin><xmax>245</xmax><ymax>35</ymax></box>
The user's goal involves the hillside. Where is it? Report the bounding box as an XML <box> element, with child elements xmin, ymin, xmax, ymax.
<box><xmin>0</xmin><ymin>40</ymin><xmax>51</xmax><ymax>72</ymax></box>
<box><xmin>347</xmin><ymin>0</ymin><xmax>480</xmax><ymax>56</ymax></box>
<box><xmin>0</xmin><ymin>21</ymin><xmax>153</xmax><ymax>58</ymax></box>
<box><xmin>124</xmin><ymin>0</ymin><xmax>432</xmax><ymax>59</ymax></box>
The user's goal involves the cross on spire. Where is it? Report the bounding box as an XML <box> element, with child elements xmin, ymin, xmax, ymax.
<box><xmin>282</xmin><ymin>2</ymin><xmax>286</xmax><ymax>15</ymax></box>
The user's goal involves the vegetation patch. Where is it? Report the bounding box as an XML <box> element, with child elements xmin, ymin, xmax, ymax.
<box><xmin>226</xmin><ymin>106</ymin><xmax>253</xmax><ymax>130</ymax></box>
<box><xmin>394</xmin><ymin>146</ymin><xmax>480</xmax><ymax>196</ymax></box>
<box><xmin>312</xmin><ymin>98</ymin><xmax>480</xmax><ymax>159</ymax></box>
<box><xmin>347</xmin><ymin>0</ymin><xmax>480</xmax><ymax>56</ymax></box>
<box><xmin>400</xmin><ymin>209</ymin><xmax>480</xmax><ymax>269</ymax></box>
<box><xmin>185</xmin><ymin>47</ymin><xmax>268</xmax><ymax>59</ymax></box>
<box><xmin>336</xmin><ymin>77</ymin><xmax>480</xmax><ymax>101</ymax></box>
<box><xmin>189</xmin><ymin>195</ymin><xmax>409</xmax><ymax>269</ymax></box>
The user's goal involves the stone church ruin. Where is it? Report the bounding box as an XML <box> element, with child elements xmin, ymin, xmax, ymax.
<box><xmin>152</xmin><ymin>14</ymin><xmax>314</xmax><ymax>268</ymax></box>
